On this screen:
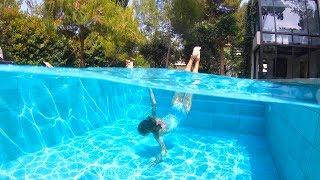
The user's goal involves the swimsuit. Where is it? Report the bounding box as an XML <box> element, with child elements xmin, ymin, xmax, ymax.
<box><xmin>162</xmin><ymin>103</ymin><xmax>188</xmax><ymax>132</ymax></box>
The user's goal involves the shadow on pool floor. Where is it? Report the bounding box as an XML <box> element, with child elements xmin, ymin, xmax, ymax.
<box><xmin>0</xmin><ymin>119</ymin><xmax>278</xmax><ymax>179</ymax></box>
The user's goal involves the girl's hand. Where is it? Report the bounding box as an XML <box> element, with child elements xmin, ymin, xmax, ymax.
<box><xmin>150</xmin><ymin>154</ymin><xmax>163</xmax><ymax>167</ymax></box>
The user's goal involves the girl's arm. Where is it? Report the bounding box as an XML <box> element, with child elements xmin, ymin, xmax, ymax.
<box><xmin>154</xmin><ymin>133</ymin><xmax>167</xmax><ymax>155</ymax></box>
<box><xmin>150</xmin><ymin>133</ymin><xmax>167</xmax><ymax>166</ymax></box>
<box><xmin>149</xmin><ymin>88</ymin><xmax>157</xmax><ymax>117</ymax></box>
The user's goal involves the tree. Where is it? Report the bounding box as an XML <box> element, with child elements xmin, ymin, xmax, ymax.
<box><xmin>227</xmin><ymin>3</ymin><xmax>246</xmax><ymax>77</ymax></box>
<box><xmin>0</xmin><ymin>1</ymin><xmax>73</xmax><ymax>66</ymax></box>
<box><xmin>243</xmin><ymin>1</ymin><xmax>254</xmax><ymax>78</ymax></box>
<box><xmin>132</xmin><ymin>0</ymin><xmax>181</xmax><ymax>68</ymax></box>
<box><xmin>170</xmin><ymin>0</ymin><xmax>242</xmax><ymax>75</ymax></box>
<box><xmin>115</xmin><ymin>0</ymin><xmax>129</xmax><ymax>7</ymax></box>
<box><xmin>170</xmin><ymin>0</ymin><xmax>204</xmax><ymax>37</ymax></box>
<box><xmin>44</xmin><ymin>0</ymin><xmax>144</xmax><ymax>67</ymax></box>
<box><xmin>139</xmin><ymin>32</ymin><xmax>169</xmax><ymax>67</ymax></box>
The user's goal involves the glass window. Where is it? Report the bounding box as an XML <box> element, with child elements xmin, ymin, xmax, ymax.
<box><xmin>262</xmin><ymin>46</ymin><xmax>276</xmax><ymax>79</ymax></box>
<box><xmin>300</xmin><ymin>60</ymin><xmax>309</xmax><ymax>78</ymax></box>
<box><xmin>274</xmin><ymin>0</ymin><xmax>308</xmax><ymax>34</ymax></box>
<box><xmin>262</xmin><ymin>33</ymin><xmax>276</xmax><ymax>43</ymax></box>
<box><xmin>275</xmin><ymin>46</ymin><xmax>291</xmax><ymax>78</ymax></box>
<box><xmin>263</xmin><ymin>63</ymin><xmax>268</xmax><ymax>73</ymax></box>
<box><xmin>311</xmin><ymin>37</ymin><xmax>320</xmax><ymax>45</ymax></box>
<box><xmin>307</xmin><ymin>0</ymin><xmax>320</xmax><ymax>35</ymax></box>
<box><xmin>293</xmin><ymin>47</ymin><xmax>309</xmax><ymax>78</ymax></box>
<box><xmin>254</xmin><ymin>49</ymin><xmax>260</xmax><ymax>79</ymax></box>
<box><xmin>310</xmin><ymin>48</ymin><xmax>320</xmax><ymax>77</ymax></box>
<box><xmin>293</xmin><ymin>36</ymin><xmax>309</xmax><ymax>45</ymax></box>
<box><xmin>261</xmin><ymin>0</ymin><xmax>274</xmax><ymax>6</ymax></box>
<box><xmin>276</xmin><ymin>34</ymin><xmax>293</xmax><ymax>44</ymax></box>
<box><xmin>261</xmin><ymin>0</ymin><xmax>276</xmax><ymax>32</ymax></box>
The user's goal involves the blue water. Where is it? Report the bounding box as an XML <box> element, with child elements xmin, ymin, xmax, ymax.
<box><xmin>0</xmin><ymin>65</ymin><xmax>319</xmax><ymax>179</ymax></box>
<box><xmin>0</xmin><ymin>65</ymin><xmax>319</xmax><ymax>108</ymax></box>
<box><xmin>1</xmin><ymin>123</ymin><xmax>274</xmax><ymax>179</ymax></box>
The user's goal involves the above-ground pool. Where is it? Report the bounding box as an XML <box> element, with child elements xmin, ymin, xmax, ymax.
<box><xmin>0</xmin><ymin>65</ymin><xmax>319</xmax><ymax>179</ymax></box>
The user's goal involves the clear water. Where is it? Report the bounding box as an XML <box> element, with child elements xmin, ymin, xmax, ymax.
<box><xmin>0</xmin><ymin>65</ymin><xmax>318</xmax><ymax>179</ymax></box>
<box><xmin>1</xmin><ymin>120</ymin><xmax>275</xmax><ymax>179</ymax></box>
<box><xmin>1</xmin><ymin>65</ymin><xmax>319</xmax><ymax>108</ymax></box>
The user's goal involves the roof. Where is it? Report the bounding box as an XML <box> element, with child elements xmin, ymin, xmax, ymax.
<box><xmin>174</xmin><ymin>61</ymin><xmax>186</xmax><ymax>66</ymax></box>
<box><xmin>0</xmin><ymin>60</ymin><xmax>14</xmax><ymax>64</ymax></box>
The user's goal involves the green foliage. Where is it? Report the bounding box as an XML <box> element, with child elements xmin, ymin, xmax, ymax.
<box><xmin>169</xmin><ymin>0</ymin><xmax>242</xmax><ymax>74</ymax></box>
<box><xmin>225</xmin><ymin>4</ymin><xmax>247</xmax><ymax>77</ymax></box>
<box><xmin>0</xmin><ymin>0</ymin><xmax>145</xmax><ymax>68</ymax></box>
<box><xmin>225</xmin><ymin>47</ymin><xmax>243</xmax><ymax>76</ymax></box>
<box><xmin>132</xmin><ymin>54</ymin><xmax>150</xmax><ymax>67</ymax></box>
<box><xmin>0</xmin><ymin>0</ymin><xmax>247</xmax><ymax>75</ymax></box>
<box><xmin>44</xmin><ymin>0</ymin><xmax>145</xmax><ymax>67</ymax></box>
<box><xmin>133</xmin><ymin>0</ymin><xmax>180</xmax><ymax>67</ymax></box>
<box><xmin>140</xmin><ymin>33</ymin><xmax>170</xmax><ymax>67</ymax></box>
<box><xmin>115</xmin><ymin>0</ymin><xmax>129</xmax><ymax>7</ymax></box>
<box><xmin>170</xmin><ymin>0</ymin><xmax>205</xmax><ymax>37</ymax></box>
<box><xmin>131</xmin><ymin>0</ymin><xmax>246</xmax><ymax>75</ymax></box>
<box><xmin>84</xmin><ymin>33</ymin><xmax>122</xmax><ymax>67</ymax></box>
<box><xmin>84</xmin><ymin>32</ymin><xmax>144</xmax><ymax>67</ymax></box>
<box><xmin>133</xmin><ymin>0</ymin><xmax>172</xmax><ymax>36</ymax></box>
<box><xmin>0</xmin><ymin>3</ymin><xmax>73</xmax><ymax>66</ymax></box>
<box><xmin>0</xmin><ymin>0</ymin><xmax>20</xmax><ymax>9</ymax></box>
<box><xmin>243</xmin><ymin>1</ymin><xmax>254</xmax><ymax>78</ymax></box>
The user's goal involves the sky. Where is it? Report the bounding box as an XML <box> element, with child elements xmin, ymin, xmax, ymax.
<box><xmin>21</xmin><ymin>0</ymin><xmax>43</xmax><ymax>12</ymax></box>
<box><xmin>240</xmin><ymin>0</ymin><xmax>249</xmax><ymax>6</ymax></box>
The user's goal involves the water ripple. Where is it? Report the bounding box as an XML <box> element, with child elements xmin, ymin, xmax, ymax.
<box><xmin>0</xmin><ymin>121</ymin><xmax>277</xmax><ymax>179</ymax></box>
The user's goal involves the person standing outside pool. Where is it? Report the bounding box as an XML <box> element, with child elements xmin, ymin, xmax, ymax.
<box><xmin>0</xmin><ymin>47</ymin><xmax>3</xmax><ymax>61</ymax></box>
<box><xmin>126</xmin><ymin>59</ymin><xmax>134</xmax><ymax>68</ymax></box>
<box><xmin>137</xmin><ymin>46</ymin><xmax>201</xmax><ymax>166</ymax></box>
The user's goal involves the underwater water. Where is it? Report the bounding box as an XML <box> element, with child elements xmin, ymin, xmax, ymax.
<box><xmin>0</xmin><ymin>65</ymin><xmax>319</xmax><ymax>179</ymax></box>
<box><xmin>0</xmin><ymin>125</ymin><xmax>276</xmax><ymax>179</ymax></box>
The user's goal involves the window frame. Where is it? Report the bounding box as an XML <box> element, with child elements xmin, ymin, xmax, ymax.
<box><xmin>258</xmin><ymin>0</ymin><xmax>320</xmax><ymax>47</ymax></box>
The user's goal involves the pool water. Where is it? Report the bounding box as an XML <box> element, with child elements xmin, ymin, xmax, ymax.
<box><xmin>0</xmin><ymin>65</ymin><xmax>319</xmax><ymax>179</ymax></box>
<box><xmin>1</xmin><ymin>119</ymin><xmax>276</xmax><ymax>179</ymax></box>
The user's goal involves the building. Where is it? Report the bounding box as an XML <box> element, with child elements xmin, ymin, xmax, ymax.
<box><xmin>247</xmin><ymin>0</ymin><xmax>320</xmax><ymax>79</ymax></box>
<box><xmin>174</xmin><ymin>60</ymin><xmax>187</xmax><ymax>70</ymax></box>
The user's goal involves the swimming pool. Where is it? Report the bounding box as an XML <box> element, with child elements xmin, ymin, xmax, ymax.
<box><xmin>0</xmin><ymin>65</ymin><xmax>319</xmax><ymax>179</ymax></box>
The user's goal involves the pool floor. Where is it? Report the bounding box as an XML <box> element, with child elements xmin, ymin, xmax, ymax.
<box><xmin>0</xmin><ymin>119</ymin><xmax>278</xmax><ymax>179</ymax></box>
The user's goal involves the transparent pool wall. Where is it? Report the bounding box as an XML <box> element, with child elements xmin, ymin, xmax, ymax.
<box><xmin>0</xmin><ymin>71</ymin><xmax>319</xmax><ymax>179</ymax></box>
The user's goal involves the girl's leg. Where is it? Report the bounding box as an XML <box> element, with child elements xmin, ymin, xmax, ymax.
<box><xmin>183</xmin><ymin>53</ymin><xmax>201</xmax><ymax>111</ymax></box>
<box><xmin>172</xmin><ymin>93</ymin><xmax>183</xmax><ymax>106</ymax></box>
<box><xmin>192</xmin><ymin>56</ymin><xmax>200</xmax><ymax>73</ymax></box>
<box><xmin>185</xmin><ymin>56</ymin><xmax>194</xmax><ymax>72</ymax></box>
<box><xmin>172</xmin><ymin>56</ymin><xmax>195</xmax><ymax>104</ymax></box>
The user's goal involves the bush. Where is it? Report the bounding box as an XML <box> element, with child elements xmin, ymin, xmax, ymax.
<box><xmin>0</xmin><ymin>7</ymin><xmax>73</xmax><ymax>66</ymax></box>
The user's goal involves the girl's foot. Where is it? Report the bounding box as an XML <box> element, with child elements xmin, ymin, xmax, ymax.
<box><xmin>192</xmin><ymin>47</ymin><xmax>201</xmax><ymax>60</ymax></box>
<box><xmin>172</xmin><ymin>93</ymin><xmax>183</xmax><ymax>105</ymax></box>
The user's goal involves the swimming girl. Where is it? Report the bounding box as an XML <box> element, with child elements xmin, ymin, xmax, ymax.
<box><xmin>137</xmin><ymin>47</ymin><xmax>201</xmax><ymax>166</ymax></box>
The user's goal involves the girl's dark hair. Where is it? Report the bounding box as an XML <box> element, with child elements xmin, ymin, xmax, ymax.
<box><xmin>138</xmin><ymin>116</ymin><xmax>160</xmax><ymax>136</ymax></box>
